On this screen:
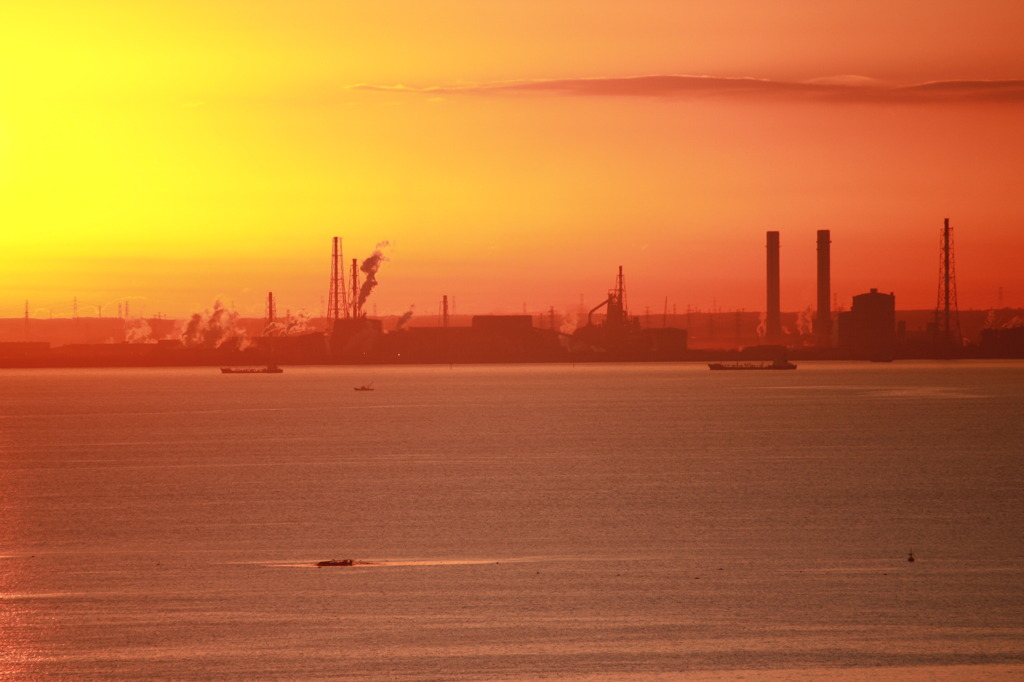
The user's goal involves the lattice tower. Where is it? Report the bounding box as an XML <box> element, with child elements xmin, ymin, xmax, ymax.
<box><xmin>935</xmin><ymin>218</ymin><xmax>962</xmax><ymax>347</ymax></box>
<box><xmin>326</xmin><ymin>237</ymin><xmax>349</xmax><ymax>325</ymax></box>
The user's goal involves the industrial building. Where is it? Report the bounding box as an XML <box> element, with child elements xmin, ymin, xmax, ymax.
<box><xmin>8</xmin><ymin>220</ymin><xmax>1023</xmax><ymax>367</ymax></box>
<box><xmin>838</xmin><ymin>289</ymin><xmax>896</xmax><ymax>360</ymax></box>
<box><xmin>570</xmin><ymin>266</ymin><xmax>688</xmax><ymax>360</ymax></box>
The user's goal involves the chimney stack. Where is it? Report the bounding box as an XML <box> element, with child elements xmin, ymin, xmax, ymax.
<box><xmin>766</xmin><ymin>231</ymin><xmax>781</xmax><ymax>342</ymax></box>
<box><xmin>816</xmin><ymin>230</ymin><xmax>831</xmax><ymax>347</ymax></box>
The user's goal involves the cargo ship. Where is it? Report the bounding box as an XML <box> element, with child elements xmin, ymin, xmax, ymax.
<box><xmin>221</xmin><ymin>364</ymin><xmax>283</xmax><ymax>374</ymax></box>
<box><xmin>708</xmin><ymin>357</ymin><xmax>796</xmax><ymax>371</ymax></box>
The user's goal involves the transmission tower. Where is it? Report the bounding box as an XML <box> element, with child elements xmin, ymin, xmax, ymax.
<box><xmin>935</xmin><ymin>218</ymin><xmax>962</xmax><ymax>349</ymax></box>
<box><xmin>326</xmin><ymin>237</ymin><xmax>349</xmax><ymax>327</ymax></box>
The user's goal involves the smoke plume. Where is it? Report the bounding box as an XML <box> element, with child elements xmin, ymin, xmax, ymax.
<box><xmin>395</xmin><ymin>306</ymin><xmax>415</xmax><ymax>330</ymax></box>
<box><xmin>180</xmin><ymin>300</ymin><xmax>248</xmax><ymax>350</ymax></box>
<box><xmin>358</xmin><ymin>241</ymin><xmax>390</xmax><ymax>308</ymax></box>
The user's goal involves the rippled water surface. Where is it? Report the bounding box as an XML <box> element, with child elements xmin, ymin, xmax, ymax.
<box><xmin>2</xmin><ymin>362</ymin><xmax>1022</xmax><ymax>679</ymax></box>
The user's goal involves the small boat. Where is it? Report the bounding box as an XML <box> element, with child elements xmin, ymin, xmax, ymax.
<box><xmin>221</xmin><ymin>364</ymin><xmax>284</xmax><ymax>374</ymax></box>
<box><xmin>708</xmin><ymin>357</ymin><xmax>796</xmax><ymax>371</ymax></box>
<box><xmin>354</xmin><ymin>383</ymin><xmax>374</xmax><ymax>391</ymax></box>
<box><xmin>317</xmin><ymin>559</ymin><xmax>354</xmax><ymax>567</ymax></box>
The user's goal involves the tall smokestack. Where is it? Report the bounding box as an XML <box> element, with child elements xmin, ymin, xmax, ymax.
<box><xmin>816</xmin><ymin>229</ymin><xmax>831</xmax><ymax>347</ymax></box>
<box><xmin>766</xmin><ymin>231</ymin><xmax>781</xmax><ymax>342</ymax></box>
<box><xmin>350</xmin><ymin>258</ymin><xmax>360</xmax><ymax>318</ymax></box>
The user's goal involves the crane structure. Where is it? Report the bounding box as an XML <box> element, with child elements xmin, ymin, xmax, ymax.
<box><xmin>587</xmin><ymin>265</ymin><xmax>629</xmax><ymax>329</ymax></box>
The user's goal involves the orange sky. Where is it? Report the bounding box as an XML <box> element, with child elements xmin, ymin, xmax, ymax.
<box><xmin>2</xmin><ymin>1</ymin><xmax>1023</xmax><ymax>321</ymax></box>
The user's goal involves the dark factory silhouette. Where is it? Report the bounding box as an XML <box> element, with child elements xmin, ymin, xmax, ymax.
<box><xmin>2</xmin><ymin>221</ymin><xmax>1023</xmax><ymax>368</ymax></box>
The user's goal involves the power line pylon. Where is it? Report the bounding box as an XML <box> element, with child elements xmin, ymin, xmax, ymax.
<box><xmin>326</xmin><ymin>237</ymin><xmax>349</xmax><ymax>328</ymax></box>
<box><xmin>935</xmin><ymin>218</ymin><xmax>962</xmax><ymax>352</ymax></box>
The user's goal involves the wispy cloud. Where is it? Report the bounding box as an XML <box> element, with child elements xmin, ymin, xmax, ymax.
<box><xmin>896</xmin><ymin>80</ymin><xmax>1024</xmax><ymax>103</ymax></box>
<box><xmin>350</xmin><ymin>75</ymin><xmax>1024</xmax><ymax>104</ymax></box>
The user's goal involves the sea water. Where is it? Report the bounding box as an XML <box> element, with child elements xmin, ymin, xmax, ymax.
<box><xmin>1</xmin><ymin>362</ymin><xmax>1022</xmax><ymax>680</ymax></box>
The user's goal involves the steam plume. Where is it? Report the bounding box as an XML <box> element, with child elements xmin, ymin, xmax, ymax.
<box><xmin>263</xmin><ymin>310</ymin><xmax>313</xmax><ymax>337</ymax></box>
<box><xmin>180</xmin><ymin>300</ymin><xmax>248</xmax><ymax>349</ymax></box>
<box><xmin>124</xmin><ymin>318</ymin><xmax>155</xmax><ymax>344</ymax></box>
<box><xmin>795</xmin><ymin>306</ymin><xmax>813</xmax><ymax>336</ymax></box>
<box><xmin>755</xmin><ymin>312</ymin><xmax>767</xmax><ymax>339</ymax></box>
<box><xmin>984</xmin><ymin>309</ymin><xmax>1024</xmax><ymax>329</ymax></box>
